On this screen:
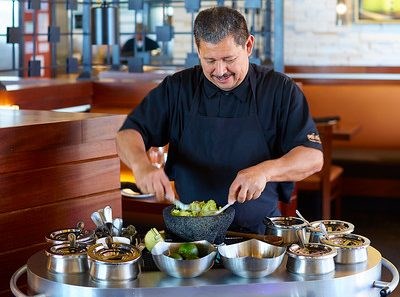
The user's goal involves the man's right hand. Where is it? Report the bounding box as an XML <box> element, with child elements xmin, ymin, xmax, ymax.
<box><xmin>116</xmin><ymin>129</ymin><xmax>175</xmax><ymax>202</ymax></box>
<box><xmin>134</xmin><ymin>164</ymin><xmax>175</xmax><ymax>201</ymax></box>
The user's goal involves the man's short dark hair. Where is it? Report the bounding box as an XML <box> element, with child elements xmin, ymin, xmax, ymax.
<box><xmin>194</xmin><ymin>6</ymin><xmax>250</xmax><ymax>49</ymax></box>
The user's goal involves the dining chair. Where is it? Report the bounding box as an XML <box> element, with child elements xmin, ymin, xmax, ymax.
<box><xmin>278</xmin><ymin>188</ymin><xmax>298</xmax><ymax>217</ymax></box>
<box><xmin>296</xmin><ymin>121</ymin><xmax>344</xmax><ymax>219</ymax></box>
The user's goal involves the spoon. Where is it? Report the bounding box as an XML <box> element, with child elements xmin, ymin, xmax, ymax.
<box><xmin>91</xmin><ymin>211</ymin><xmax>104</xmax><ymax>228</ymax></box>
<box><xmin>68</xmin><ymin>233</ymin><xmax>77</xmax><ymax>252</ymax></box>
<box><xmin>319</xmin><ymin>222</ymin><xmax>330</xmax><ymax>239</ymax></box>
<box><xmin>295</xmin><ymin>209</ymin><xmax>312</xmax><ymax>226</ymax></box>
<box><xmin>97</xmin><ymin>209</ymin><xmax>106</xmax><ymax>225</ymax></box>
<box><xmin>112</xmin><ymin>218</ymin><xmax>123</xmax><ymax>236</ymax></box>
<box><xmin>215</xmin><ymin>202</ymin><xmax>234</xmax><ymax>215</ymax></box>
<box><xmin>171</xmin><ymin>199</ymin><xmax>190</xmax><ymax>211</ymax></box>
<box><xmin>296</xmin><ymin>229</ymin><xmax>306</xmax><ymax>249</ymax></box>
<box><xmin>77</xmin><ymin>221</ymin><xmax>85</xmax><ymax>231</ymax></box>
<box><xmin>105</xmin><ymin>236</ymin><xmax>114</xmax><ymax>249</ymax></box>
<box><xmin>104</xmin><ymin>206</ymin><xmax>114</xmax><ymax>235</ymax></box>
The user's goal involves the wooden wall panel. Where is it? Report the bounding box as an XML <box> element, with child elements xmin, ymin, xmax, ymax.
<box><xmin>0</xmin><ymin>110</ymin><xmax>124</xmax><ymax>297</ymax></box>
<box><xmin>0</xmin><ymin>157</ymin><xmax>120</xmax><ymax>213</ymax></box>
<box><xmin>0</xmin><ymin>139</ymin><xmax>117</xmax><ymax>174</ymax></box>
<box><xmin>91</xmin><ymin>80</ymin><xmax>158</xmax><ymax>114</ymax></box>
<box><xmin>0</xmin><ymin>80</ymin><xmax>92</xmax><ymax>110</ymax></box>
<box><xmin>0</xmin><ymin>191</ymin><xmax>121</xmax><ymax>254</ymax></box>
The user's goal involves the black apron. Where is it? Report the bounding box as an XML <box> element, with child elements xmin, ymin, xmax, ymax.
<box><xmin>166</xmin><ymin>74</ymin><xmax>280</xmax><ymax>234</ymax></box>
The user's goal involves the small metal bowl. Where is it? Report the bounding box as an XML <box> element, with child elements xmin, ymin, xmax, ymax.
<box><xmin>218</xmin><ymin>239</ymin><xmax>286</xmax><ymax>278</ymax></box>
<box><xmin>45</xmin><ymin>243</ymin><xmax>88</xmax><ymax>274</ymax></box>
<box><xmin>320</xmin><ymin>233</ymin><xmax>370</xmax><ymax>264</ymax></box>
<box><xmin>307</xmin><ymin>220</ymin><xmax>354</xmax><ymax>243</ymax></box>
<box><xmin>46</xmin><ymin>227</ymin><xmax>95</xmax><ymax>246</ymax></box>
<box><xmin>286</xmin><ymin>243</ymin><xmax>337</xmax><ymax>275</ymax></box>
<box><xmin>151</xmin><ymin>240</ymin><xmax>217</xmax><ymax>278</ymax></box>
<box><xmin>264</xmin><ymin>216</ymin><xmax>307</xmax><ymax>245</ymax></box>
<box><xmin>87</xmin><ymin>242</ymin><xmax>141</xmax><ymax>282</ymax></box>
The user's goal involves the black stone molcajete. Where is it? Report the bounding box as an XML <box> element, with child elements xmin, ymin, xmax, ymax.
<box><xmin>163</xmin><ymin>205</ymin><xmax>235</xmax><ymax>244</ymax></box>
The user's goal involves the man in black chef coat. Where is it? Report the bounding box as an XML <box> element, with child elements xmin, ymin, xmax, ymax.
<box><xmin>116</xmin><ymin>6</ymin><xmax>323</xmax><ymax>234</ymax></box>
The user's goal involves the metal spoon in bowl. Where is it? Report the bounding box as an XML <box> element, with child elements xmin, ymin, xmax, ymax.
<box><xmin>319</xmin><ymin>222</ymin><xmax>330</xmax><ymax>239</ymax></box>
<box><xmin>296</xmin><ymin>229</ymin><xmax>306</xmax><ymax>249</ymax></box>
<box><xmin>104</xmin><ymin>206</ymin><xmax>114</xmax><ymax>235</ymax></box>
<box><xmin>215</xmin><ymin>202</ymin><xmax>234</xmax><ymax>215</ymax></box>
<box><xmin>91</xmin><ymin>211</ymin><xmax>104</xmax><ymax>229</ymax></box>
<box><xmin>171</xmin><ymin>199</ymin><xmax>190</xmax><ymax>211</ymax></box>
<box><xmin>295</xmin><ymin>209</ymin><xmax>312</xmax><ymax>227</ymax></box>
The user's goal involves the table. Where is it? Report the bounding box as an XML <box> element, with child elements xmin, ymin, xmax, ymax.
<box><xmin>333</xmin><ymin>122</ymin><xmax>362</xmax><ymax>141</ymax></box>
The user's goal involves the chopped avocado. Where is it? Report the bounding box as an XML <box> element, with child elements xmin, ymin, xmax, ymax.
<box><xmin>171</xmin><ymin>199</ymin><xmax>219</xmax><ymax>217</ymax></box>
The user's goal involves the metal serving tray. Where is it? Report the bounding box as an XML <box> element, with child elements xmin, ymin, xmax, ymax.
<box><xmin>11</xmin><ymin>246</ymin><xmax>399</xmax><ymax>297</ymax></box>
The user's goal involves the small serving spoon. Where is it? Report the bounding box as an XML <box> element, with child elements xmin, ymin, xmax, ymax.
<box><xmin>171</xmin><ymin>199</ymin><xmax>190</xmax><ymax>211</ymax></box>
<box><xmin>295</xmin><ymin>209</ymin><xmax>312</xmax><ymax>227</ymax></box>
<box><xmin>296</xmin><ymin>229</ymin><xmax>306</xmax><ymax>249</ymax></box>
<box><xmin>215</xmin><ymin>202</ymin><xmax>234</xmax><ymax>215</ymax></box>
<box><xmin>319</xmin><ymin>222</ymin><xmax>330</xmax><ymax>239</ymax></box>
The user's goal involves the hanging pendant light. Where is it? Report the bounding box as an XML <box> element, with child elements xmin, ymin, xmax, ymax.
<box><xmin>91</xmin><ymin>1</ymin><xmax>119</xmax><ymax>45</ymax></box>
<box><xmin>336</xmin><ymin>0</ymin><xmax>350</xmax><ymax>26</ymax></box>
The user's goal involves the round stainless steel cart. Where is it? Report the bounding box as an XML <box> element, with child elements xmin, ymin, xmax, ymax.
<box><xmin>11</xmin><ymin>246</ymin><xmax>399</xmax><ymax>297</ymax></box>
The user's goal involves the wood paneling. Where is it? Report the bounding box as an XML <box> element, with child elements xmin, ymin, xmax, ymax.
<box><xmin>0</xmin><ymin>157</ymin><xmax>120</xmax><ymax>213</ymax></box>
<box><xmin>91</xmin><ymin>79</ymin><xmax>158</xmax><ymax>113</ymax></box>
<box><xmin>0</xmin><ymin>80</ymin><xmax>92</xmax><ymax>110</ymax></box>
<box><xmin>1</xmin><ymin>191</ymin><xmax>121</xmax><ymax>254</ymax></box>
<box><xmin>0</xmin><ymin>110</ymin><xmax>124</xmax><ymax>297</ymax></box>
<box><xmin>0</xmin><ymin>139</ymin><xmax>117</xmax><ymax>173</ymax></box>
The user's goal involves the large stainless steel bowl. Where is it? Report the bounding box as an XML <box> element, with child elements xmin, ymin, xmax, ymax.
<box><xmin>218</xmin><ymin>239</ymin><xmax>286</xmax><ymax>278</ymax></box>
<box><xmin>151</xmin><ymin>240</ymin><xmax>217</xmax><ymax>278</ymax></box>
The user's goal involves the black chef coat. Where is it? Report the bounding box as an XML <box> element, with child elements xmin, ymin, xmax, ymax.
<box><xmin>120</xmin><ymin>63</ymin><xmax>322</xmax><ymax>233</ymax></box>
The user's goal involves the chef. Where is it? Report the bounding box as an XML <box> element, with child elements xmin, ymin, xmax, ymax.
<box><xmin>116</xmin><ymin>6</ymin><xmax>323</xmax><ymax>234</ymax></box>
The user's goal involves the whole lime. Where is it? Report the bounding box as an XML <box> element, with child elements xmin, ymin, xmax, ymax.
<box><xmin>178</xmin><ymin>242</ymin><xmax>199</xmax><ymax>260</ymax></box>
<box><xmin>169</xmin><ymin>252</ymin><xmax>183</xmax><ymax>260</ymax></box>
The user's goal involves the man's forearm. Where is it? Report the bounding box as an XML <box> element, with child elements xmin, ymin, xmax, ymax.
<box><xmin>116</xmin><ymin>129</ymin><xmax>150</xmax><ymax>173</ymax></box>
<box><xmin>261</xmin><ymin>146</ymin><xmax>323</xmax><ymax>183</ymax></box>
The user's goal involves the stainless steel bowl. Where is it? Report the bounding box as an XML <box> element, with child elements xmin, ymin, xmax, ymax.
<box><xmin>307</xmin><ymin>220</ymin><xmax>354</xmax><ymax>243</ymax></box>
<box><xmin>151</xmin><ymin>240</ymin><xmax>216</xmax><ymax>278</ymax></box>
<box><xmin>45</xmin><ymin>243</ymin><xmax>88</xmax><ymax>274</ymax></box>
<box><xmin>46</xmin><ymin>227</ymin><xmax>95</xmax><ymax>246</ymax></box>
<box><xmin>286</xmin><ymin>243</ymin><xmax>337</xmax><ymax>275</ymax></box>
<box><xmin>264</xmin><ymin>216</ymin><xmax>307</xmax><ymax>245</ymax></box>
<box><xmin>87</xmin><ymin>242</ymin><xmax>141</xmax><ymax>282</ymax></box>
<box><xmin>218</xmin><ymin>239</ymin><xmax>286</xmax><ymax>278</ymax></box>
<box><xmin>320</xmin><ymin>233</ymin><xmax>370</xmax><ymax>264</ymax></box>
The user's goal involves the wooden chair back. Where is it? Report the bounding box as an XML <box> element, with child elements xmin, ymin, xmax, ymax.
<box><xmin>296</xmin><ymin>121</ymin><xmax>343</xmax><ymax>219</ymax></box>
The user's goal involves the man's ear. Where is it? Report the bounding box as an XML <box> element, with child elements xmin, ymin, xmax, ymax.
<box><xmin>246</xmin><ymin>35</ymin><xmax>255</xmax><ymax>57</ymax></box>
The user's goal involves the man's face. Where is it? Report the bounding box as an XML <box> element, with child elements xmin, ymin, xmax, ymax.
<box><xmin>197</xmin><ymin>35</ymin><xmax>254</xmax><ymax>91</ymax></box>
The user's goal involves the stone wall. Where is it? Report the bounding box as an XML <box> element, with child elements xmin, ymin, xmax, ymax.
<box><xmin>284</xmin><ymin>0</ymin><xmax>400</xmax><ymax>66</ymax></box>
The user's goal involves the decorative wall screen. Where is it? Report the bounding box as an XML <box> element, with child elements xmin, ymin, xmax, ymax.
<box><xmin>0</xmin><ymin>0</ymin><xmax>278</xmax><ymax>79</ymax></box>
